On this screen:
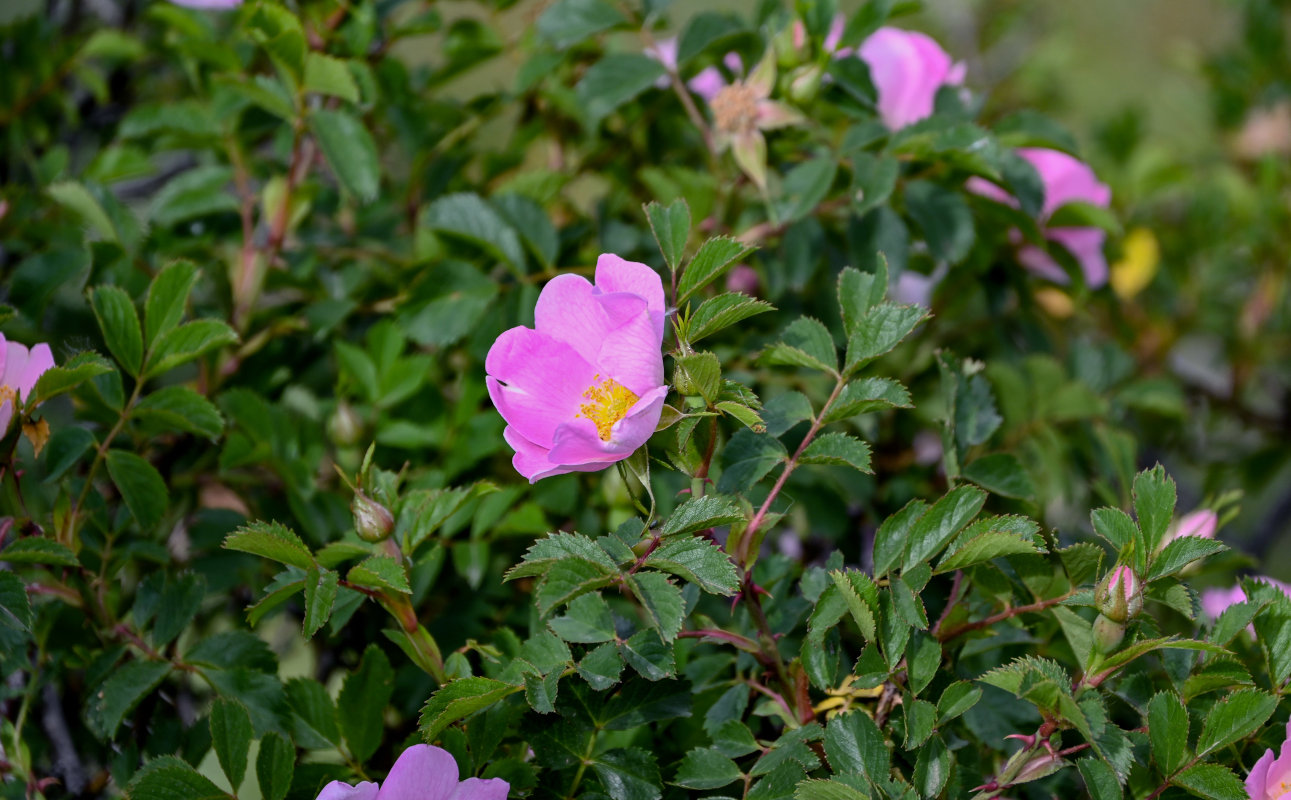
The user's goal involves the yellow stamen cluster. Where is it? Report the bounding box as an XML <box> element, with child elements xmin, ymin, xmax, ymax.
<box><xmin>711</xmin><ymin>83</ymin><xmax>760</xmax><ymax>135</ymax></box>
<box><xmin>577</xmin><ymin>376</ymin><xmax>638</xmax><ymax>442</ymax></box>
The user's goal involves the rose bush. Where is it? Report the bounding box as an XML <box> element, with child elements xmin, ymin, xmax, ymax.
<box><xmin>1</xmin><ymin>1</ymin><xmax>1289</xmax><ymax>800</ymax></box>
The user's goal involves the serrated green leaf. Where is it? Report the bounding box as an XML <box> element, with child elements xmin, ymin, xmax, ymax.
<box><xmin>506</xmin><ymin>531</ymin><xmax>618</xmax><ymax>579</ymax></box>
<box><xmin>124</xmin><ymin>756</ymin><xmax>231</xmax><ymax>800</ymax></box>
<box><xmin>420</xmin><ymin>677</ymin><xmax>520</xmax><ymax>741</ymax></box>
<box><xmin>303</xmin><ymin>52</ymin><xmax>359</xmax><ymax>102</ymax></box>
<box><xmin>347</xmin><ymin>555</ymin><xmax>411</xmax><ymax>594</ymax></box>
<box><xmin>937</xmin><ymin>681</ymin><xmax>981</xmax><ymax>723</ymax></box>
<box><xmin>763</xmin><ymin>317</ymin><xmax>837</xmax><ymax>373</ymax></box>
<box><xmin>302</xmin><ymin>567</ymin><xmax>338</xmax><ymax>638</ymax></box>
<box><xmin>843</xmin><ymin>303</ymin><xmax>926</xmax><ymax>375</ymax></box>
<box><xmin>677</xmin><ymin>236</ymin><xmax>750</xmax><ymax>304</ymax></box>
<box><xmin>223</xmin><ymin>521</ymin><xmax>314</xmax><ymax>570</ymax></box>
<box><xmin>144</xmin><ymin>318</ymin><xmax>238</xmax><ymax>379</ymax></box>
<box><xmin>91</xmin><ymin>285</ymin><xmax>143</xmax><ymax>376</ymax></box>
<box><xmin>536</xmin><ymin>558</ymin><xmax>618</xmax><ymax>617</ymax></box>
<box><xmin>579</xmin><ymin>641</ymin><xmax>625</xmax><ymax>689</ymax></box>
<box><xmin>1133</xmin><ymin>465</ymin><xmax>1176</xmax><ymax>553</ymax></box>
<box><xmin>133</xmin><ymin>385</ymin><xmax>224</xmax><ymax>439</ymax></box>
<box><xmin>794</xmin><ymin>779</ymin><xmax>869</xmax><ymax>800</ymax></box>
<box><xmin>311</xmin><ymin>109</ymin><xmax>380</xmax><ymax>201</ymax></box>
<box><xmin>675</xmin><ymin>747</ymin><xmax>741</xmax><ymax>789</ymax></box>
<box><xmin>1148</xmin><ymin>692</ymin><xmax>1189</xmax><ymax>775</ymax></box>
<box><xmin>645</xmin><ymin>537</ymin><xmax>738</xmax><ymax>595</ymax></box>
<box><xmin>872</xmin><ymin>499</ymin><xmax>926</xmax><ymax>579</ymax></box>
<box><xmin>1149</xmin><ymin>536</ymin><xmax>1228</xmax><ymax>581</ymax></box>
<box><xmin>821</xmin><ymin>377</ymin><xmax>912</xmax><ymax>424</ymax></box>
<box><xmin>829</xmin><ymin>569</ymin><xmax>878</xmax><ymax>642</ymax></box>
<box><xmin>662</xmin><ymin>494</ymin><xmax>744</xmax><ymax>537</ymax></box>
<box><xmin>256</xmin><ymin>731</ymin><xmax>294</xmax><ymax>800</ymax></box>
<box><xmin>645</xmin><ymin>199</ymin><xmax>690</xmax><ymax>273</ymax></box>
<box><xmin>105</xmin><ymin>450</ymin><xmax>167</xmax><ymax>529</ymax></box>
<box><xmin>961</xmin><ymin>453</ymin><xmax>1036</xmax><ymax>500</ymax></box>
<box><xmin>285</xmin><ymin>678</ymin><xmax>341</xmax><ymax>747</ymax></box>
<box><xmin>837</xmin><ymin>261</ymin><xmax>889</xmax><ymax>338</ymax></box>
<box><xmin>687</xmin><ymin>292</ymin><xmax>773</xmax><ymax>343</ymax></box>
<box><xmin>210</xmin><ymin>698</ymin><xmax>253</xmax><ymax>790</ymax></box>
<box><xmin>49</xmin><ymin>180</ymin><xmax>117</xmax><ymax>241</ymax></box>
<box><xmin>824</xmin><ymin>710</ymin><xmax>887</xmax><ymax>782</ymax></box>
<box><xmin>1195</xmin><ymin>688</ymin><xmax>1277</xmax><ymax>757</ymax></box>
<box><xmin>935</xmin><ymin>529</ymin><xmax>1040</xmax><ymax>573</ymax></box>
<box><xmin>30</xmin><ymin>352</ymin><xmax>114</xmax><ymax>407</ymax></box>
<box><xmin>716</xmin><ymin>429</ymin><xmax>787</xmax><ymax>494</ymax></box>
<box><xmin>87</xmin><ymin>660</ymin><xmax>172</xmax><ymax>739</ymax></box>
<box><xmin>800</xmin><ymin>433</ymin><xmax>872</xmax><ymax>473</ymax></box>
<box><xmin>1172</xmin><ymin>763</ymin><xmax>1247</xmax><ymax>800</ymax></box>
<box><xmin>0</xmin><ymin>538</ymin><xmax>79</xmax><ymax>567</ymax></box>
<box><xmin>905</xmin><ymin>485</ymin><xmax>987</xmax><ymax>568</ymax></box>
<box><xmin>628</xmin><ymin>572</ymin><xmax>684</xmax><ymax>642</ymax></box>
<box><xmin>591</xmin><ymin>747</ymin><xmax>661</xmax><ymax>800</ymax></box>
<box><xmin>618</xmin><ymin>629</ymin><xmax>675</xmax><ymax>680</ymax></box>
<box><xmin>549</xmin><ymin>592</ymin><xmax>616</xmax><ymax>643</ymax></box>
<box><xmin>1077</xmin><ymin>756</ymin><xmax>1121</xmax><ymax>800</ymax></box>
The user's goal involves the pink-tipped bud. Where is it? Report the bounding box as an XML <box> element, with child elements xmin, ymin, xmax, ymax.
<box><xmin>353</xmin><ymin>491</ymin><xmax>394</xmax><ymax>543</ymax></box>
<box><xmin>1096</xmin><ymin>565</ymin><xmax>1142</xmax><ymax>623</ymax></box>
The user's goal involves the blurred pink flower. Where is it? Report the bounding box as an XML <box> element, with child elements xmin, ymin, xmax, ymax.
<box><xmin>967</xmin><ymin>148</ymin><xmax>1112</xmax><ymax>287</ymax></box>
<box><xmin>1201</xmin><ymin>578</ymin><xmax>1291</xmax><ymax>621</ymax></box>
<box><xmin>168</xmin><ymin>0</ymin><xmax>242</xmax><ymax>8</ymax></box>
<box><xmin>486</xmin><ymin>255</ymin><xmax>667</xmax><ymax>483</ymax></box>
<box><xmin>315</xmin><ymin>744</ymin><xmax>507</xmax><ymax>800</ymax></box>
<box><xmin>0</xmin><ymin>335</ymin><xmax>55</xmax><ymax>436</ymax></box>
<box><xmin>1246</xmin><ymin>720</ymin><xmax>1291</xmax><ymax>800</ymax></box>
<box><xmin>1165</xmin><ymin>509</ymin><xmax>1218</xmax><ymax>544</ymax></box>
<box><xmin>643</xmin><ymin>40</ymin><xmax>743</xmax><ymax>102</ymax></box>
<box><xmin>850</xmin><ymin>27</ymin><xmax>966</xmax><ymax>131</ymax></box>
<box><xmin>724</xmin><ymin>264</ymin><xmax>760</xmax><ymax>295</ymax></box>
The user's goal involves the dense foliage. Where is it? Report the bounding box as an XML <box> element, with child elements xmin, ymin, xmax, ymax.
<box><xmin>3</xmin><ymin>1</ymin><xmax>1291</xmax><ymax>799</ymax></box>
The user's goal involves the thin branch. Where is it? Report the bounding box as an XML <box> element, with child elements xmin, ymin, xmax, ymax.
<box><xmin>936</xmin><ymin>592</ymin><xmax>1075</xmax><ymax>643</ymax></box>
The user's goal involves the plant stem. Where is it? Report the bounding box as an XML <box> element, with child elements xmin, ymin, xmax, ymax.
<box><xmin>67</xmin><ymin>377</ymin><xmax>145</xmax><ymax>545</ymax></box>
<box><xmin>936</xmin><ymin>592</ymin><xmax>1075</xmax><ymax>643</ymax></box>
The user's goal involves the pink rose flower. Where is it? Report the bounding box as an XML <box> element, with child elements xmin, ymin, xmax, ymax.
<box><xmin>851</xmin><ymin>27</ymin><xmax>966</xmax><ymax>131</ymax></box>
<box><xmin>168</xmin><ymin>0</ymin><xmax>242</xmax><ymax>8</ymax></box>
<box><xmin>967</xmin><ymin>148</ymin><xmax>1112</xmax><ymax>287</ymax></box>
<box><xmin>1246</xmin><ymin>719</ymin><xmax>1291</xmax><ymax>800</ymax></box>
<box><xmin>315</xmin><ymin>744</ymin><xmax>508</xmax><ymax>800</ymax></box>
<box><xmin>0</xmin><ymin>335</ymin><xmax>55</xmax><ymax>436</ymax></box>
<box><xmin>486</xmin><ymin>255</ymin><xmax>668</xmax><ymax>483</ymax></box>
<box><xmin>1167</xmin><ymin>509</ymin><xmax>1219</xmax><ymax>543</ymax></box>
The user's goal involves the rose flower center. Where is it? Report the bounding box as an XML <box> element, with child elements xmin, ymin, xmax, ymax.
<box><xmin>577</xmin><ymin>376</ymin><xmax>638</xmax><ymax>441</ymax></box>
<box><xmin>711</xmin><ymin>83</ymin><xmax>759</xmax><ymax>135</ymax></box>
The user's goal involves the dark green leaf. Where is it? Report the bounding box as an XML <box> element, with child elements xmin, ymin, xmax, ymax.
<box><xmin>1133</xmin><ymin>466</ymin><xmax>1177</xmax><ymax>553</ymax></box>
<box><xmin>843</xmin><ymin>303</ymin><xmax>926</xmax><ymax>375</ymax></box>
<box><xmin>1077</xmin><ymin>757</ymin><xmax>1122</xmax><ymax>800</ymax></box>
<box><xmin>223</xmin><ymin>521</ymin><xmax>314</xmax><ymax>570</ymax></box>
<box><xmin>645</xmin><ymin>537</ymin><xmax>738</xmax><ymax>595</ymax></box>
<box><xmin>763</xmin><ymin>317</ymin><xmax>837</xmax><ymax>373</ymax></box>
<box><xmin>91</xmin><ymin>285</ymin><xmax>142</xmax><ymax>376</ymax></box>
<box><xmin>338</xmin><ymin>644</ymin><xmax>395</xmax><ymax>761</ymax></box>
<box><xmin>29</xmin><ymin>352</ymin><xmax>114</xmax><ymax>407</ymax></box>
<box><xmin>678</xmin><ymin>236</ymin><xmax>751</xmax><ymax>304</ymax></box>
<box><xmin>628</xmin><ymin>572</ymin><xmax>684</xmax><ymax>641</ymax></box>
<box><xmin>1195</xmin><ymin>688</ymin><xmax>1277</xmax><ymax>757</ymax></box>
<box><xmin>577</xmin><ymin>54</ymin><xmax>666</xmax><ymax>127</ymax></box>
<box><xmin>1172</xmin><ymin>763</ymin><xmax>1247</xmax><ymax>800</ymax></box>
<box><xmin>646</xmin><ymin>199</ymin><xmax>690</xmax><ymax>273</ymax></box>
<box><xmin>937</xmin><ymin>681</ymin><xmax>981</xmax><ymax>723</ymax></box>
<box><xmin>1148</xmin><ymin>692</ymin><xmax>1189</xmax><ymax>775</ymax></box>
<box><xmin>675</xmin><ymin>748</ymin><xmax>741</xmax><ymax>789</ymax></box>
<box><xmin>905</xmin><ymin>179</ymin><xmax>975</xmax><ymax>263</ymax></box>
<box><xmin>144</xmin><ymin>319</ymin><xmax>238</xmax><ymax>379</ymax></box>
<box><xmin>105</xmin><ymin>450</ymin><xmax>167</xmax><ymax>529</ymax></box>
<box><xmin>1149</xmin><ymin>536</ymin><xmax>1227</xmax><ymax>581</ymax></box>
<box><xmin>421</xmin><ymin>194</ymin><xmax>526</xmax><ymax>273</ymax></box>
<box><xmin>716</xmin><ymin>429</ymin><xmax>787</xmax><ymax>494</ymax></box>
<box><xmin>590</xmin><ymin>747</ymin><xmax>661</xmax><ymax>800</ymax></box>
<box><xmin>124</xmin><ymin>756</ymin><xmax>231</xmax><ymax>800</ymax></box>
<box><xmin>618</xmin><ymin>629</ymin><xmax>675</xmax><ymax>680</ymax></box>
<box><xmin>662</xmin><ymin>494</ymin><xmax>744</xmax><ymax>537</ymax></box>
<box><xmin>302</xmin><ymin>567</ymin><xmax>338</xmax><ymax>638</ymax></box>
<box><xmin>311</xmin><ymin>109</ymin><xmax>380</xmax><ymax>201</ymax></box>
<box><xmin>837</xmin><ymin>261</ymin><xmax>889</xmax><ymax>337</ymax></box>
<box><xmin>961</xmin><ymin>453</ymin><xmax>1036</xmax><ymax>500</ymax></box>
<box><xmin>687</xmin><ymin>292</ymin><xmax>774</xmax><ymax>343</ymax></box>
<box><xmin>133</xmin><ymin>385</ymin><xmax>224</xmax><ymax>439</ymax></box>
<box><xmin>536</xmin><ymin>0</ymin><xmax>626</xmax><ymax>48</ymax></box>
<box><xmin>821</xmin><ymin>377</ymin><xmax>911</xmax><ymax>424</ymax></box>
<box><xmin>904</xmin><ymin>485</ymin><xmax>987</xmax><ymax>568</ymax></box>
<box><xmin>0</xmin><ymin>538</ymin><xmax>79</xmax><ymax>568</ymax></box>
<box><xmin>210</xmin><ymin>699</ymin><xmax>253</xmax><ymax>790</ymax></box>
<box><xmin>419</xmin><ymin>677</ymin><xmax>519</xmax><ymax>741</ymax></box>
<box><xmin>347</xmin><ymin>555</ymin><xmax>411</xmax><ymax>594</ymax></box>
<box><xmin>800</xmin><ymin>433</ymin><xmax>873</xmax><ymax>473</ymax></box>
<box><xmin>824</xmin><ymin>710</ymin><xmax>888</xmax><ymax>782</ymax></box>
<box><xmin>303</xmin><ymin>52</ymin><xmax>360</xmax><ymax>102</ymax></box>
<box><xmin>87</xmin><ymin>660</ymin><xmax>171</xmax><ymax>739</ymax></box>
<box><xmin>255</xmin><ymin>732</ymin><xmax>294</xmax><ymax>800</ymax></box>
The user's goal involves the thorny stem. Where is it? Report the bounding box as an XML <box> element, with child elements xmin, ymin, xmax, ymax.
<box><xmin>745</xmin><ymin>677</ymin><xmax>796</xmax><ymax>722</ymax></box>
<box><xmin>936</xmin><ymin>591</ymin><xmax>1076</xmax><ymax>643</ymax></box>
